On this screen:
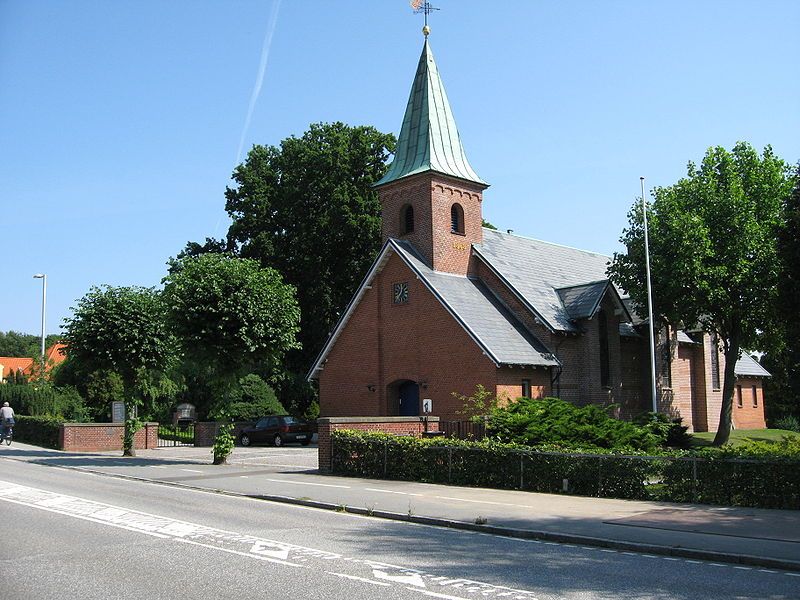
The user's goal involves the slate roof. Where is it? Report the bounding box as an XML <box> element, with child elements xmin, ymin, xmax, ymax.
<box><xmin>392</xmin><ymin>241</ymin><xmax>558</xmax><ymax>367</ymax></box>
<box><xmin>677</xmin><ymin>330</ymin><xmax>698</xmax><ymax>344</ymax></box>
<box><xmin>374</xmin><ymin>40</ymin><xmax>486</xmax><ymax>188</ymax></box>
<box><xmin>556</xmin><ymin>281</ymin><xmax>609</xmax><ymax>321</ymax></box>
<box><xmin>307</xmin><ymin>238</ymin><xmax>558</xmax><ymax>379</ymax></box>
<box><xmin>474</xmin><ymin>229</ymin><xmax>623</xmax><ymax>332</ymax></box>
<box><xmin>734</xmin><ymin>353</ymin><xmax>771</xmax><ymax>377</ymax></box>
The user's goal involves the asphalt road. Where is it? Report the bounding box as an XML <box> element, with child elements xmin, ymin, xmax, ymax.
<box><xmin>1</xmin><ymin>458</ymin><xmax>798</xmax><ymax>600</ymax></box>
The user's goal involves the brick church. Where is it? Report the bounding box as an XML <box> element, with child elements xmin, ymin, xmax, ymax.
<box><xmin>308</xmin><ymin>37</ymin><xmax>768</xmax><ymax>432</ymax></box>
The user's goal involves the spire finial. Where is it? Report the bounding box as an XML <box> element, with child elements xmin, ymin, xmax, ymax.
<box><xmin>411</xmin><ymin>1</ymin><xmax>439</xmax><ymax>37</ymax></box>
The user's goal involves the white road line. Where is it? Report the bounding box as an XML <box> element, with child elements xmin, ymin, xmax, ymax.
<box><xmin>434</xmin><ymin>495</ymin><xmax>530</xmax><ymax>508</ymax></box>
<box><xmin>264</xmin><ymin>478</ymin><xmax>350</xmax><ymax>489</ymax></box>
<box><xmin>365</xmin><ymin>488</ymin><xmax>422</xmax><ymax>497</ymax></box>
<box><xmin>407</xmin><ymin>588</ymin><xmax>474</xmax><ymax>600</ymax></box>
<box><xmin>239</xmin><ymin>476</ymin><xmax>249</xmax><ymax>479</ymax></box>
<box><xmin>175</xmin><ymin>537</ymin><xmax>303</xmax><ymax>567</ymax></box>
<box><xmin>181</xmin><ymin>469</ymin><xmax>203</xmax><ymax>474</ymax></box>
<box><xmin>150</xmin><ymin>465</ymin><xmax>168</xmax><ymax>469</ymax></box>
<box><xmin>326</xmin><ymin>572</ymin><xmax>390</xmax><ymax>586</ymax></box>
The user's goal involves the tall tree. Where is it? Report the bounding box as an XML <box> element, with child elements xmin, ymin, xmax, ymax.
<box><xmin>61</xmin><ymin>285</ymin><xmax>177</xmax><ymax>455</ymax></box>
<box><xmin>224</xmin><ymin>122</ymin><xmax>395</xmax><ymax>383</ymax></box>
<box><xmin>609</xmin><ymin>142</ymin><xmax>794</xmax><ymax>445</ymax></box>
<box><xmin>762</xmin><ymin>165</ymin><xmax>800</xmax><ymax>423</ymax></box>
<box><xmin>162</xmin><ymin>253</ymin><xmax>300</xmax><ymax>416</ymax></box>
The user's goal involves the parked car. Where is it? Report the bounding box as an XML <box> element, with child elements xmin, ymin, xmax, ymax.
<box><xmin>238</xmin><ymin>416</ymin><xmax>314</xmax><ymax>447</ymax></box>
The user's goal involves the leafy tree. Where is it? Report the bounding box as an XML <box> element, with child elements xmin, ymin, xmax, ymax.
<box><xmin>61</xmin><ymin>285</ymin><xmax>178</xmax><ymax>455</ymax></box>
<box><xmin>223</xmin><ymin>122</ymin><xmax>395</xmax><ymax>409</ymax></box>
<box><xmin>218</xmin><ymin>374</ymin><xmax>286</xmax><ymax>421</ymax></box>
<box><xmin>762</xmin><ymin>165</ymin><xmax>800</xmax><ymax>422</ymax></box>
<box><xmin>162</xmin><ymin>253</ymin><xmax>300</xmax><ymax>415</ymax></box>
<box><xmin>0</xmin><ymin>331</ymin><xmax>60</xmax><ymax>358</ymax></box>
<box><xmin>85</xmin><ymin>369</ymin><xmax>126</xmax><ymax>421</ymax></box>
<box><xmin>482</xmin><ymin>219</ymin><xmax>498</xmax><ymax>230</ymax></box>
<box><xmin>609</xmin><ymin>143</ymin><xmax>794</xmax><ymax>445</ymax></box>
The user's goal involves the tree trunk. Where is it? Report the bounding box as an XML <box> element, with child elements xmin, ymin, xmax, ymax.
<box><xmin>712</xmin><ymin>334</ymin><xmax>740</xmax><ymax>446</ymax></box>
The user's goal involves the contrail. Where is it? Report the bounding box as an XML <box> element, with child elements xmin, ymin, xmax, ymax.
<box><xmin>235</xmin><ymin>0</ymin><xmax>282</xmax><ymax>166</ymax></box>
<box><xmin>214</xmin><ymin>0</ymin><xmax>281</xmax><ymax>240</ymax></box>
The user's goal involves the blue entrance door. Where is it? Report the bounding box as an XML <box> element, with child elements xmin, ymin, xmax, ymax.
<box><xmin>398</xmin><ymin>381</ymin><xmax>420</xmax><ymax>416</ymax></box>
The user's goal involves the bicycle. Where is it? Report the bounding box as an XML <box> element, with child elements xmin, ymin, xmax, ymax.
<box><xmin>0</xmin><ymin>425</ymin><xmax>12</xmax><ymax>446</ymax></box>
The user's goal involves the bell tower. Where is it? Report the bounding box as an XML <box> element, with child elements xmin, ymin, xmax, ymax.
<box><xmin>374</xmin><ymin>36</ymin><xmax>488</xmax><ymax>275</ymax></box>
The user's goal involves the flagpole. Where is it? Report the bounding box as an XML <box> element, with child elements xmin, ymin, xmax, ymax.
<box><xmin>641</xmin><ymin>177</ymin><xmax>658</xmax><ymax>413</ymax></box>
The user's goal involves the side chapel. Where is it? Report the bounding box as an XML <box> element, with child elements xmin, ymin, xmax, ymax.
<box><xmin>307</xmin><ymin>35</ymin><xmax>769</xmax><ymax>432</ymax></box>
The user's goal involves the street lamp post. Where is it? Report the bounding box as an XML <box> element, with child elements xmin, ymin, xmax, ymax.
<box><xmin>33</xmin><ymin>274</ymin><xmax>47</xmax><ymax>371</ymax></box>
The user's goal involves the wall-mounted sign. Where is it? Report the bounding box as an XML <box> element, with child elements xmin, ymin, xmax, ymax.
<box><xmin>422</xmin><ymin>398</ymin><xmax>433</xmax><ymax>414</ymax></box>
<box><xmin>111</xmin><ymin>401</ymin><xmax>126</xmax><ymax>423</ymax></box>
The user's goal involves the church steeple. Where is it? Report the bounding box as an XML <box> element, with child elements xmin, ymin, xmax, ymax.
<box><xmin>375</xmin><ymin>40</ymin><xmax>486</xmax><ymax>188</ymax></box>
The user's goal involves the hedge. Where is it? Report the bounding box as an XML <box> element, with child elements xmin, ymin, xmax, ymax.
<box><xmin>330</xmin><ymin>430</ymin><xmax>800</xmax><ymax>509</ymax></box>
<box><xmin>11</xmin><ymin>416</ymin><xmax>62</xmax><ymax>449</ymax></box>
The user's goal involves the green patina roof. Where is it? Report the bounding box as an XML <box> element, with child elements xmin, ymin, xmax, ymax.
<box><xmin>375</xmin><ymin>40</ymin><xmax>486</xmax><ymax>188</ymax></box>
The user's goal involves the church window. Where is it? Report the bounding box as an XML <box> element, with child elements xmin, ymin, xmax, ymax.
<box><xmin>450</xmin><ymin>203</ymin><xmax>465</xmax><ymax>234</ymax></box>
<box><xmin>710</xmin><ymin>333</ymin><xmax>721</xmax><ymax>390</ymax></box>
<box><xmin>521</xmin><ymin>379</ymin><xmax>532</xmax><ymax>399</ymax></box>
<box><xmin>736</xmin><ymin>385</ymin><xmax>743</xmax><ymax>408</ymax></box>
<box><xmin>752</xmin><ymin>385</ymin><xmax>758</xmax><ymax>407</ymax></box>
<box><xmin>598</xmin><ymin>310</ymin><xmax>610</xmax><ymax>387</ymax></box>
<box><xmin>401</xmin><ymin>204</ymin><xmax>414</xmax><ymax>234</ymax></box>
<box><xmin>661</xmin><ymin>326</ymin><xmax>672</xmax><ymax>388</ymax></box>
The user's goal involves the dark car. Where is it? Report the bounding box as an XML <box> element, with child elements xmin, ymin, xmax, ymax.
<box><xmin>238</xmin><ymin>416</ymin><xmax>314</xmax><ymax>447</ymax></box>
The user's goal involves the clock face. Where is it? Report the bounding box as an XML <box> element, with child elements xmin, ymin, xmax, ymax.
<box><xmin>393</xmin><ymin>282</ymin><xmax>409</xmax><ymax>304</ymax></box>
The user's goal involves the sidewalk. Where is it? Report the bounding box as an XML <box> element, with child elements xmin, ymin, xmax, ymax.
<box><xmin>3</xmin><ymin>442</ymin><xmax>799</xmax><ymax>571</ymax></box>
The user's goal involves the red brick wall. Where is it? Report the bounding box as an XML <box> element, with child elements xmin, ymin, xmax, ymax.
<box><xmin>318</xmin><ymin>252</ymin><xmax>497</xmax><ymax>421</ymax></box>
<box><xmin>379</xmin><ymin>172</ymin><xmax>485</xmax><ymax>275</ymax></box>
<box><xmin>732</xmin><ymin>377</ymin><xmax>767</xmax><ymax>429</ymax></box>
<box><xmin>61</xmin><ymin>422</ymin><xmax>158</xmax><ymax>452</ymax></box>
<box><xmin>317</xmin><ymin>417</ymin><xmax>439</xmax><ymax>471</ymax></box>
<box><xmin>495</xmin><ymin>366</ymin><xmax>550</xmax><ymax>405</ymax></box>
<box><xmin>194</xmin><ymin>422</ymin><xmax>253</xmax><ymax>447</ymax></box>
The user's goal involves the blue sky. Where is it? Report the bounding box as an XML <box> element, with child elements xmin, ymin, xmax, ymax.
<box><xmin>2</xmin><ymin>1</ymin><xmax>798</xmax><ymax>336</ymax></box>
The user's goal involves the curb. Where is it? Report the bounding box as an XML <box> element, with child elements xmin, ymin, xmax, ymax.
<box><xmin>6</xmin><ymin>455</ymin><xmax>800</xmax><ymax>573</ymax></box>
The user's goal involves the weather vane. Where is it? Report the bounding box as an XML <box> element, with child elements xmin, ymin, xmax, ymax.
<box><xmin>410</xmin><ymin>0</ymin><xmax>440</xmax><ymax>37</ymax></box>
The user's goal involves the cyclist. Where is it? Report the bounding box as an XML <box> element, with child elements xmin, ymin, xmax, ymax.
<box><xmin>0</xmin><ymin>401</ymin><xmax>14</xmax><ymax>442</ymax></box>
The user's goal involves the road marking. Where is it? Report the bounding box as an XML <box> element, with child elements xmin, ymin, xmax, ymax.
<box><xmin>407</xmin><ymin>588</ymin><xmax>477</xmax><ymax>600</ymax></box>
<box><xmin>181</xmin><ymin>469</ymin><xmax>203</xmax><ymax>474</ymax></box>
<box><xmin>0</xmin><ymin>481</ymin><xmax>543</xmax><ymax>598</ymax></box>
<box><xmin>365</xmin><ymin>488</ymin><xmax>423</xmax><ymax>496</ymax></box>
<box><xmin>327</xmin><ymin>572</ymin><xmax>390</xmax><ymax>586</ymax></box>
<box><xmin>150</xmin><ymin>465</ymin><xmax>168</xmax><ymax>469</ymax></box>
<box><xmin>373</xmin><ymin>568</ymin><xmax>426</xmax><ymax>587</ymax></box>
<box><xmin>434</xmin><ymin>495</ymin><xmax>531</xmax><ymax>508</ymax></box>
<box><xmin>264</xmin><ymin>478</ymin><xmax>350</xmax><ymax>489</ymax></box>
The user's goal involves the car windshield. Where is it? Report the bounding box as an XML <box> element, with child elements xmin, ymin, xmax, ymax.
<box><xmin>282</xmin><ymin>417</ymin><xmax>302</xmax><ymax>425</ymax></box>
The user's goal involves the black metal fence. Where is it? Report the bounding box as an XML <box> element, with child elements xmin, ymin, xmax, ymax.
<box><xmin>157</xmin><ymin>424</ymin><xmax>195</xmax><ymax>447</ymax></box>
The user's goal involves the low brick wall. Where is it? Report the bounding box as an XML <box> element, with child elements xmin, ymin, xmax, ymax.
<box><xmin>61</xmin><ymin>422</ymin><xmax>159</xmax><ymax>452</ymax></box>
<box><xmin>194</xmin><ymin>421</ymin><xmax>254</xmax><ymax>447</ymax></box>
<box><xmin>317</xmin><ymin>416</ymin><xmax>439</xmax><ymax>472</ymax></box>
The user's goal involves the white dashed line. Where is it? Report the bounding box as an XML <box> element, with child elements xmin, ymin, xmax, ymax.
<box><xmin>326</xmin><ymin>572</ymin><xmax>390</xmax><ymax>586</ymax></box>
<box><xmin>180</xmin><ymin>469</ymin><xmax>203</xmax><ymax>474</ymax></box>
<box><xmin>365</xmin><ymin>488</ymin><xmax>423</xmax><ymax>497</ymax></box>
<box><xmin>264</xmin><ymin>478</ymin><xmax>350</xmax><ymax>489</ymax></box>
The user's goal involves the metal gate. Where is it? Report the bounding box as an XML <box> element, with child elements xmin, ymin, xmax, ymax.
<box><xmin>157</xmin><ymin>424</ymin><xmax>195</xmax><ymax>447</ymax></box>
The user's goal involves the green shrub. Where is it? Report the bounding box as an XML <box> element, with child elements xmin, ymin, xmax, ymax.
<box><xmin>330</xmin><ymin>429</ymin><xmax>800</xmax><ymax>509</ymax></box>
<box><xmin>487</xmin><ymin>397</ymin><xmax>661</xmax><ymax>452</ymax></box>
<box><xmin>634</xmin><ymin>412</ymin><xmax>691</xmax><ymax>448</ymax></box>
<box><xmin>0</xmin><ymin>383</ymin><xmax>89</xmax><ymax>421</ymax></box>
<box><xmin>217</xmin><ymin>374</ymin><xmax>286</xmax><ymax>421</ymax></box>
<box><xmin>13</xmin><ymin>415</ymin><xmax>62</xmax><ymax>449</ymax></box>
<box><xmin>773</xmin><ymin>415</ymin><xmax>800</xmax><ymax>433</ymax></box>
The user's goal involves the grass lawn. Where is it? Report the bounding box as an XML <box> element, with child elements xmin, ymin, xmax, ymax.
<box><xmin>689</xmin><ymin>428</ymin><xmax>800</xmax><ymax>447</ymax></box>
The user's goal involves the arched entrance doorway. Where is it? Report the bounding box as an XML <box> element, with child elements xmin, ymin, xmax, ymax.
<box><xmin>398</xmin><ymin>381</ymin><xmax>420</xmax><ymax>416</ymax></box>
